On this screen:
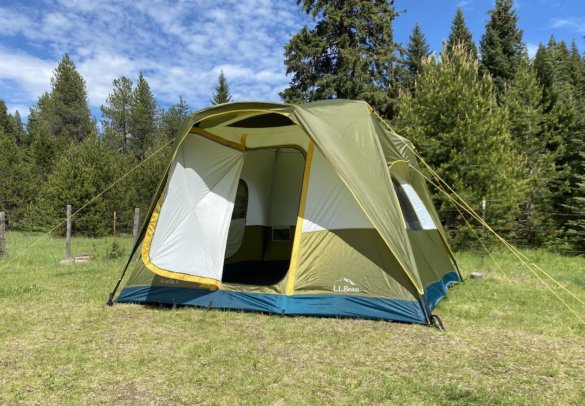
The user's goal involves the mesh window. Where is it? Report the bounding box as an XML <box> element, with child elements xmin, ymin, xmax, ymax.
<box><xmin>232</xmin><ymin>180</ymin><xmax>248</xmax><ymax>220</ymax></box>
<box><xmin>392</xmin><ymin>179</ymin><xmax>423</xmax><ymax>231</ymax></box>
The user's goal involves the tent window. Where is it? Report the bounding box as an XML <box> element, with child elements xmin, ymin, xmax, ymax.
<box><xmin>225</xmin><ymin>180</ymin><xmax>248</xmax><ymax>259</ymax></box>
<box><xmin>392</xmin><ymin>179</ymin><xmax>437</xmax><ymax>231</ymax></box>
<box><xmin>232</xmin><ymin>180</ymin><xmax>248</xmax><ymax>220</ymax></box>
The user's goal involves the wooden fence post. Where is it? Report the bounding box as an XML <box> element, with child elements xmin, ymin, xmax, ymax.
<box><xmin>0</xmin><ymin>211</ymin><xmax>6</xmax><ymax>256</ymax></box>
<box><xmin>480</xmin><ymin>197</ymin><xmax>486</xmax><ymax>267</ymax></box>
<box><xmin>113</xmin><ymin>211</ymin><xmax>117</xmax><ymax>239</ymax></box>
<box><xmin>132</xmin><ymin>208</ymin><xmax>140</xmax><ymax>247</ymax></box>
<box><xmin>66</xmin><ymin>205</ymin><xmax>72</xmax><ymax>260</ymax></box>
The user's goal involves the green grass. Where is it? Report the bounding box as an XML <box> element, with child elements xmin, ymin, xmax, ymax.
<box><xmin>1</xmin><ymin>231</ymin><xmax>584</xmax><ymax>405</ymax></box>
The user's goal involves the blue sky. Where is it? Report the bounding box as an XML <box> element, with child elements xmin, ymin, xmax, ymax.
<box><xmin>0</xmin><ymin>0</ymin><xmax>584</xmax><ymax>120</ymax></box>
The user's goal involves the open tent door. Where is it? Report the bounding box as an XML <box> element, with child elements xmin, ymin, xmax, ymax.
<box><xmin>222</xmin><ymin>148</ymin><xmax>305</xmax><ymax>285</ymax></box>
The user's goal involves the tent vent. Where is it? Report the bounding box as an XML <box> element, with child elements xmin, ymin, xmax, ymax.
<box><xmin>228</xmin><ymin>113</ymin><xmax>295</xmax><ymax>128</ymax></box>
<box><xmin>272</xmin><ymin>226</ymin><xmax>291</xmax><ymax>241</ymax></box>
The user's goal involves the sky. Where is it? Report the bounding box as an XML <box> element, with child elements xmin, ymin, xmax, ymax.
<box><xmin>1</xmin><ymin>0</ymin><xmax>584</xmax><ymax>120</ymax></box>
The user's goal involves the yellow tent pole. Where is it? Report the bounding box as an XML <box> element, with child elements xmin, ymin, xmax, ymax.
<box><xmin>285</xmin><ymin>142</ymin><xmax>315</xmax><ymax>295</ymax></box>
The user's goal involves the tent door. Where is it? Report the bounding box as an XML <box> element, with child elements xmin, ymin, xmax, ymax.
<box><xmin>222</xmin><ymin>147</ymin><xmax>306</xmax><ymax>285</ymax></box>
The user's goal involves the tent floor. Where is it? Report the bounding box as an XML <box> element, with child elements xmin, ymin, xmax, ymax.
<box><xmin>221</xmin><ymin>260</ymin><xmax>289</xmax><ymax>285</ymax></box>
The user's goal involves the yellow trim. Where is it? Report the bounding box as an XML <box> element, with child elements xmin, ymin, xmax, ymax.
<box><xmin>388</xmin><ymin>159</ymin><xmax>409</xmax><ymax>170</ymax></box>
<box><xmin>285</xmin><ymin>141</ymin><xmax>314</xmax><ymax>295</ymax></box>
<box><xmin>189</xmin><ymin>128</ymin><xmax>245</xmax><ymax>151</ymax></box>
<box><xmin>170</xmin><ymin>130</ymin><xmax>191</xmax><ymax>161</ymax></box>
<box><xmin>240</xmin><ymin>133</ymin><xmax>248</xmax><ymax>148</ymax></box>
<box><xmin>141</xmin><ymin>200</ymin><xmax>222</xmax><ymax>291</ymax></box>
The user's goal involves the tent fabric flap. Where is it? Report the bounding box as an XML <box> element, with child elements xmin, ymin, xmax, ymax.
<box><xmin>143</xmin><ymin>134</ymin><xmax>245</xmax><ymax>287</ymax></box>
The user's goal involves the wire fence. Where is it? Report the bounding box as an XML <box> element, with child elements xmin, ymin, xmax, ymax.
<box><xmin>1</xmin><ymin>208</ymin><xmax>583</xmax><ymax>257</ymax></box>
<box><xmin>0</xmin><ymin>207</ymin><xmax>142</xmax><ymax>266</ymax></box>
<box><xmin>0</xmin><ymin>210</ymin><xmax>140</xmax><ymax>235</ymax></box>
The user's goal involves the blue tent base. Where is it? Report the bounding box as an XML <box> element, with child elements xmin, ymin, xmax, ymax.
<box><xmin>116</xmin><ymin>272</ymin><xmax>460</xmax><ymax>325</ymax></box>
<box><xmin>425</xmin><ymin>271</ymin><xmax>460</xmax><ymax>309</ymax></box>
<box><xmin>117</xmin><ymin>286</ymin><xmax>427</xmax><ymax>323</ymax></box>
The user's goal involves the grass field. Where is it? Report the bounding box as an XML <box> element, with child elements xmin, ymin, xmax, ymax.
<box><xmin>1</xmin><ymin>231</ymin><xmax>584</xmax><ymax>405</ymax></box>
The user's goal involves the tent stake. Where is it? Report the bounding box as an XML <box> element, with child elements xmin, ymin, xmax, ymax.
<box><xmin>430</xmin><ymin>314</ymin><xmax>446</xmax><ymax>331</ymax></box>
<box><xmin>66</xmin><ymin>205</ymin><xmax>72</xmax><ymax>260</ymax></box>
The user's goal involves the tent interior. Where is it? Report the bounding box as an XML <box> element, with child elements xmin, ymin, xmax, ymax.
<box><xmin>222</xmin><ymin>147</ymin><xmax>305</xmax><ymax>285</ymax></box>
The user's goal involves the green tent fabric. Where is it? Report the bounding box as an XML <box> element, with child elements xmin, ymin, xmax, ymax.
<box><xmin>112</xmin><ymin>100</ymin><xmax>461</xmax><ymax>325</ymax></box>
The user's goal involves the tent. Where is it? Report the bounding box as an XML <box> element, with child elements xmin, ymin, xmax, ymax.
<box><xmin>112</xmin><ymin>100</ymin><xmax>461</xmax><ymax>325</ymax></box>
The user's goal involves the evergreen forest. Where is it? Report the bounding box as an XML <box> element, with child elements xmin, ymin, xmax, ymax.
<box><xmin>0</xmin><ymin>0</ymin><xmax>583</xmax><ymax>254</ymax></box>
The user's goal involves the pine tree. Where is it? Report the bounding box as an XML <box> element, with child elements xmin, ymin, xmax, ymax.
<box><xmin>10</xmin><ymin>111</ymin><xmax>28</xmax><ymax>146</ymax></box>
<box><xmin>101</xmin><ymin>76</ymin><xmax>133</xmax><ymax>152</ymax></box>
<box><xmin>24</xmin><ymin>54</ymin><xmax>93</xmax><ymax>183</ymax></box>
<box><xmin>534</xmin><ymin>38</ymin><xmax>575</xmax><ymax>117</ymax></box>
<box><xmin>50</xmin><ymin>53</ymin><xmax>93</xmax><ymax>142</ymax></box>
<box><xmin>39</xmin><ymin>135</ymin><xmax>134</xmax><ymax>236</ymax></box>
<box><xmin>0</xmin><ymin>101</ymin><xmax>25</xmax><ymax>144</ymax></box>
<box><xmin>281</xmin><ymin>0</ymin><xmax>399</xmax><ymax>118</ymax></box>
<box><xmin>480</xmin><ymin>0</ymin><xmax>524</xmax><ymax>95</ymax></box>
<box><xmin>0</xmin><ymin>99</ymin><xmax>12</xmax><ymax>135</ymax></box>
<box><xmin>27</xmin><ymin>92</ymin><xmax>63</xmax><ymax>180</ymax></box>
<box><xmin>211</xmin><ymin>71</ymin><xmax>232</xmax><ymax>105</ymax></box>
<box><xmin>398</xmin><ymin>24</ymin><xmax>431</xmax><ymax>93</ymax></box>
<box><xmin>129</xmin><ymin>72</ymin><xmax>157</xmax><ymax>159</ymax></box>
<box><xmin>446</xmin><ymin>8</ymin><xmax>478</xmax><ymax>60</ymax></box>
<box><xmin>533</xmin><ymin>38</ymin><xmax>580</xmax><ymax>246</ymax></box>
<box><xmin>500</xmin><ymin>58</ymin><xmax>559</xmax><ymax>245</ymax></box>
<box><xmin>0</xmin><ymin>100</ymin><xmax>34</xmax><ymax>227</ymax></box>
<box><xmin>568</xmin><ymin>40</ymin><xmax>585</xmax><ymax>99</ymax></box>
<box><xmin>395</xmin><ymin>44</ymin><xmax>526</xmax><ymax>246</ymax></box>
<box><xmin>0</xmin><ymin>127</ymin><xmax>36</xmax><ymax>227</ymax></box>
<box><xmin>565</xmin><ymin>150</ymin><xmax>585</xmax><ymax>252</ymax></box>
<box><xmin>130</xmin><ymin>143</ymin><xmax>173</xmax><ymax>218</ymax></box>
<box><xmin>159</xmin><ymin>96</ymin><xmax>191</xmax><ymax>141</ymax></box>
<box><xmin>563</xmin><ymin>41</ymin><xmax>585</xmax><ymax>250</ymax></box>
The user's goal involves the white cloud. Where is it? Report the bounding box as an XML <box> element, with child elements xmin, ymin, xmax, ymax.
<box><xmin>526</xmin><ymin>43</ymin><xmax>539</xmax><ymax>59</ymax></box>
<box><xmin>551</xmin><ymin>17</ymin><xmax>585</xmax><ymax>33</ymax></box>
<box><xmin>6</xmin><ymin>104</ymin><xmax>30</xmax><ymax>119</ymax></box>
<box><xmin>0</xmin><ymin>48</ymin><xmax>54</xmax><ymax>99</ymax></box>
<box><xmin>457</xmin><ymin>0</ymin><xmax>474</xmax><ymax>10</ymax></box>
<box><xmin>0</xmin><ymin>7</ymin><xmax>34</xmax><ymax>36</ymax></box>
<box><xmin>0</xmin><ymin>0</ymin><xmax>306</xmax><ymax>116</ymax></box>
